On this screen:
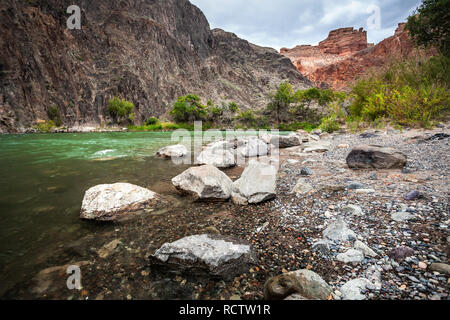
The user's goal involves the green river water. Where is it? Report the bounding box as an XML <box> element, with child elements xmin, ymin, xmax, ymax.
<box><xmin>0</xmin><ymin>132</ymin><xmax>198</xmax><ymax>294</ymax></box>
<box><xmin>0</xmin><ymin>131</ymin><xmax>288</xmax><ymax>295</ymax></box>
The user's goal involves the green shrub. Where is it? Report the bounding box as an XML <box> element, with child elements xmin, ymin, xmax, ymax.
<box><xmin>34</xmin><ymin>120</ymin><xmax>56</xmax><ymax>132</ymax></box>
<box><xmin>145</xmin><ymin>117</ymin><xmax>159</xmax><ymax>125</ymax></box>
<box><xmin>170</xmin><ymin>94</ymin><xmax>207</xmax><ymax>123</ymax></box>
<box><xmin>47</xmin><ymin>104</ymin><xmax>62</xmax><ymax>126</ymax></box>
<box><xmin>108</xmin><ymin>97</ymin><xmax>134</xmax><ymax>124</ymax></box>
<box><xmin>319</xmin><ymin>114</ymin><xmax>341</xmax><ymax>133</ymax></box>
<box><xmin>349</xmin><ymin>55</ymin><xmax>450</xmax><ymax>127</ymax></box>
<box><xmin>277</xmin><ymin>122</ymin><xmax>318</xmax><ymax>132</ymax></box>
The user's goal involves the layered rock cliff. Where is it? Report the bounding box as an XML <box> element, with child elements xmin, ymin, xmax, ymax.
<box><xmin>281</xmin><ymin>24</ymin><xmax>418</xmax><ymax>90</ymax></box>
<box><xmin>0</xmin><ymin>0</ymin><xmax>311</xmax><ymax>133</ymax></box>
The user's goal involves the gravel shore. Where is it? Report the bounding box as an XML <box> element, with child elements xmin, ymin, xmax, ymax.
<box><xmin>4</xmin><ymin>126</ymin><xmax>449</xmax><ymax>300</ymax></box>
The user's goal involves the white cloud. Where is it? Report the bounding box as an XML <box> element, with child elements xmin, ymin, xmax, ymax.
<box><xmin>190</xmin><ymin>0</ymin><xmax>421</xmax><ymax>49</ymax></box>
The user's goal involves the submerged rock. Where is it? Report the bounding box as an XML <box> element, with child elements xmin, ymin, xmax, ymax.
<box><xmin>346</xmin><ymin>145</ymin><xmax>407</xmax><ymax>169</ymax></box>
<box><xmin>156</xmin><ymin>144</ymin><xmax>187</xmax><ymax>159</ymax></box>
<box><xmin>31</xmin><ymin>261</ymin><xmax>90</xmax><ymax>295</ymax></box>
<box><xmin>232</xmin><ymin>160</ymin><xmax>277</xmax><ymax>205</ymax></box>
<box><xmin>172</xmin><ymin>165</ymin><xmax>233</xmax><ymax>201</ymax></box>
<box><xmin>80</xmin><ymin>183</ymin><xmax>162</xmax><ymax>222</ymax></box>
<box><xmin>264</xmin><ymin>269</ymin><xmax>332</xmax><ymax>300</ymax></box>
<box><xmin>150</xmin><ymin>234</ymin><xmax>255</xmax><ymax>280</ymax></box>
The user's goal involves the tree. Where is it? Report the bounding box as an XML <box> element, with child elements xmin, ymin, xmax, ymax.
<box><xmin>108</xmin><ymin>97</ymin><xmax>134</xmax><ymax>124</ymax></box>
<box><xmin>267</xmin><ymin>82</ymin><xmax>294</xmax><ymax>124</ymax></box>
<box><xmin>170</xmin><ymin>94</ymin><xmax>207</xmax><ymax>123</ymax></box>
<box><xmin>406</xmin><ymin>0</ymin><xmax>450</xmax><ymax>56</ymax></box>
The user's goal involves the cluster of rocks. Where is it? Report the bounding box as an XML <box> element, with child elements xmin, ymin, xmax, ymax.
<box><xmin>69</xmin><ymin>127</ymin><xmax>449</xmax><ymax>301</ymax></box>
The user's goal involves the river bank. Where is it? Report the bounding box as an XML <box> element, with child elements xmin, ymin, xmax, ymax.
<box><xmin>2</xmin><ymin>125</ymin><xmax>449</xmax><ymax>300</ymax></box>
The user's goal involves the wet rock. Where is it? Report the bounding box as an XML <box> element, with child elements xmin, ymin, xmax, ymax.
<box><xmin>150</xmin><ymin>234</ymin><xmax>255</xmax><ymax>280</ymax></box>
<box><xmin>97</xmin><ymin>239</ymin><xmax>122</xmax><ymax>259</ymax></box>
<box><xmin>80</xmin><ymin>183</ymin><xmax>162</xmax><ymax>222</ymax></box>
<box><xmin>156</xmin><ymin>144</ymin><xmax>187</xmax><ymax>159</ymax></box>
<box><xmin>232</xmin><ymin>160</ymin><xmax>277</xmax><ymax>205</ymax></box>
<box><xmin>264</xmin><ymin>269</ymin><xmax>332</xmax><ymax>300</ymax></box>
<box><xmin>172</xmin><ymin>165</ymin><xmax>232</xmax><ymax>201</ymax></box>
<box><xmin>354</xmin><ymin>241</ymin><xmax>377</xmax><ymax>257</ymax></box>
<box><xmin>31</xmin><ymin>261</ymin><xmax>89</xmax><ymax>295</ymax></box>
<box><xmin>387</xmin><ymin>246</ymin><xmax>415</xmax><ymax>261</ymax></box>
<box><xmin>346</xmin><ymin>145</ymin><xmax>407</xmax><ymax>169</ymax></box>
<box><xmin>429</xmin><ymin>263</ymin><xmax>450</xmax><ymax>275</ymax></box>
<box><xmin>323</xmin><ymin>219</ymin><xmax>357</xmax><ymax>242</ymax></box>
<box><xmin>340</xmin><ymin>278</ymin><xmax>373</xmax><ymax>300</ymax></box>
<box><xmin>336</xmin><ymin>249</ymin><xmax>364</xmax><ymax>263</ymax></box>
<box><xmin>197</xmin><ymin>149</ymin><xmax>236</xmax><ymax>168</ymax></box>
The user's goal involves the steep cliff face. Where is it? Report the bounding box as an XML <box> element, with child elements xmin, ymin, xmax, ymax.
<box><xmin>0</xmin><ymin>0</ymin><xmax>310</xmax><ymax>133</ymax></box>
<box><xmin>281</xmin><ymin>24</ymin><xmax>418</xmax><ymax>90</ymax></box>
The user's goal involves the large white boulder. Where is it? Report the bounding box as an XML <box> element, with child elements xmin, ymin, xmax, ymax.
<box><xmin>156</xmin><ymin>144</ymin><xmax>188</xmax><ymax>159</ymax></box>
<box><xmin>151</xmin><ymin>234</ymin><xmax>255</xmax><ymax>279</ymax></box>
<box><xmin>172</xmin><ymin>165</ymin><xmax>233</xmax><ymax>201</ymax></box>
<box><xmin>232</xmin><ymin>160</ymin><xmax>277</xmax><ymax>205</ymax></box>
<box><xmin>237</xmin><ymin>138</ymin><xmax>269</xmax><ymax>158</ymax></box>
<box><xmin>80</xmin><ymin>183</ymin><xmax>161</xmax><ymax>221</ymax></box>
<box><xmin>197</xmin><ymin>148</ymin><xmax>236</xmax><ymax>168</ymax></box>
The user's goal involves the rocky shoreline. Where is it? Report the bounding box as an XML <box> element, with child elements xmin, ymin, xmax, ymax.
<box><xmin>3</xmin><ymin>125</ymin><xmax>449</xmax><ymax>300</ymax></box>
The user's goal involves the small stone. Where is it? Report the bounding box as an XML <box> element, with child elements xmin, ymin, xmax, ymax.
<box><xmin>387</xmin><ymin>246</ymin><xmax>414</xmax><ymax>261</ymax></box>
<box><xmin>418</xmin><ymin>262</ymin><xmax>427</xmax><ymax>270</ymax></box>
<box><xmin>404</xmin><ymin>190</ymin><xmax>424</xmax><ymax>201</ymax></box>
<box><xmin>392</xmin><ymin>211</ymin><xmax>416</xmax><ymax>222</ymax></box>
<box><xmin>346</xmin><ymin>182</ymin><xmax>365</xmax><ymax>190</ymax></box>
<box><xmin>300</xmin><ymin>167</ymin><xmax>313</xmax><ymax>176</ymax></box>
<box><xmin>341</xmin><ymin>204</ymin><xmax>363</xmax><ymax>216</ymax></box>
<box><xmin>354</xmin><ymin>241</ymin><xmax>377</xmax><ymax>257</ymax></box>
<box><xmin>336</xmin><ymin>249</ymin><xmax>364</xmax><ymax>264</ymax></box>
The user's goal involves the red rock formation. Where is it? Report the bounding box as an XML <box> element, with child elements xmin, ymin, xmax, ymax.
<box><xmin>281</xmin><ymin>24</ymin><xmax>421</xmax><ymax>90</ymax></box>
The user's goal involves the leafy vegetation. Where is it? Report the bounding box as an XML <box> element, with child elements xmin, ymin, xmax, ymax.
<box><xmin>47</xmin><ymin>104</ymin><xmax>62</xmax><ymax>127</ymax></box>
<box><xmin>349</xmin><ymin>54</ymin><xmax>449</xmax><ymax>128</ymax></box>
<box><xmin>170</xmin><ymin>94</ymin><xmax>207</xmax><ymax>122</ymax></box>
<box><xmin>144</xmin><ymin>117</ymin><xmax>160</xmax><ymax>126</ymax></box>
<box><xmin>406</xmin><ymin>0</ymin><xmax>450</xmax><ymax>57</ymax></box>
<box><xmin>108</xmin><ymin>97</ymin><xmax>134</xmax><ymax>124</ymax></box>
<box><xmin>34</xmin><ymin>120</ymin><xmax>57</xmax><ymax>132</ymax></box>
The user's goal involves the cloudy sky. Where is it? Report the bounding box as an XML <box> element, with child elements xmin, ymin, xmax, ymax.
<box><xmin>190</xmin><ymin>0</ymin><xmax>421</xmax><ymax>50</ymax></box>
